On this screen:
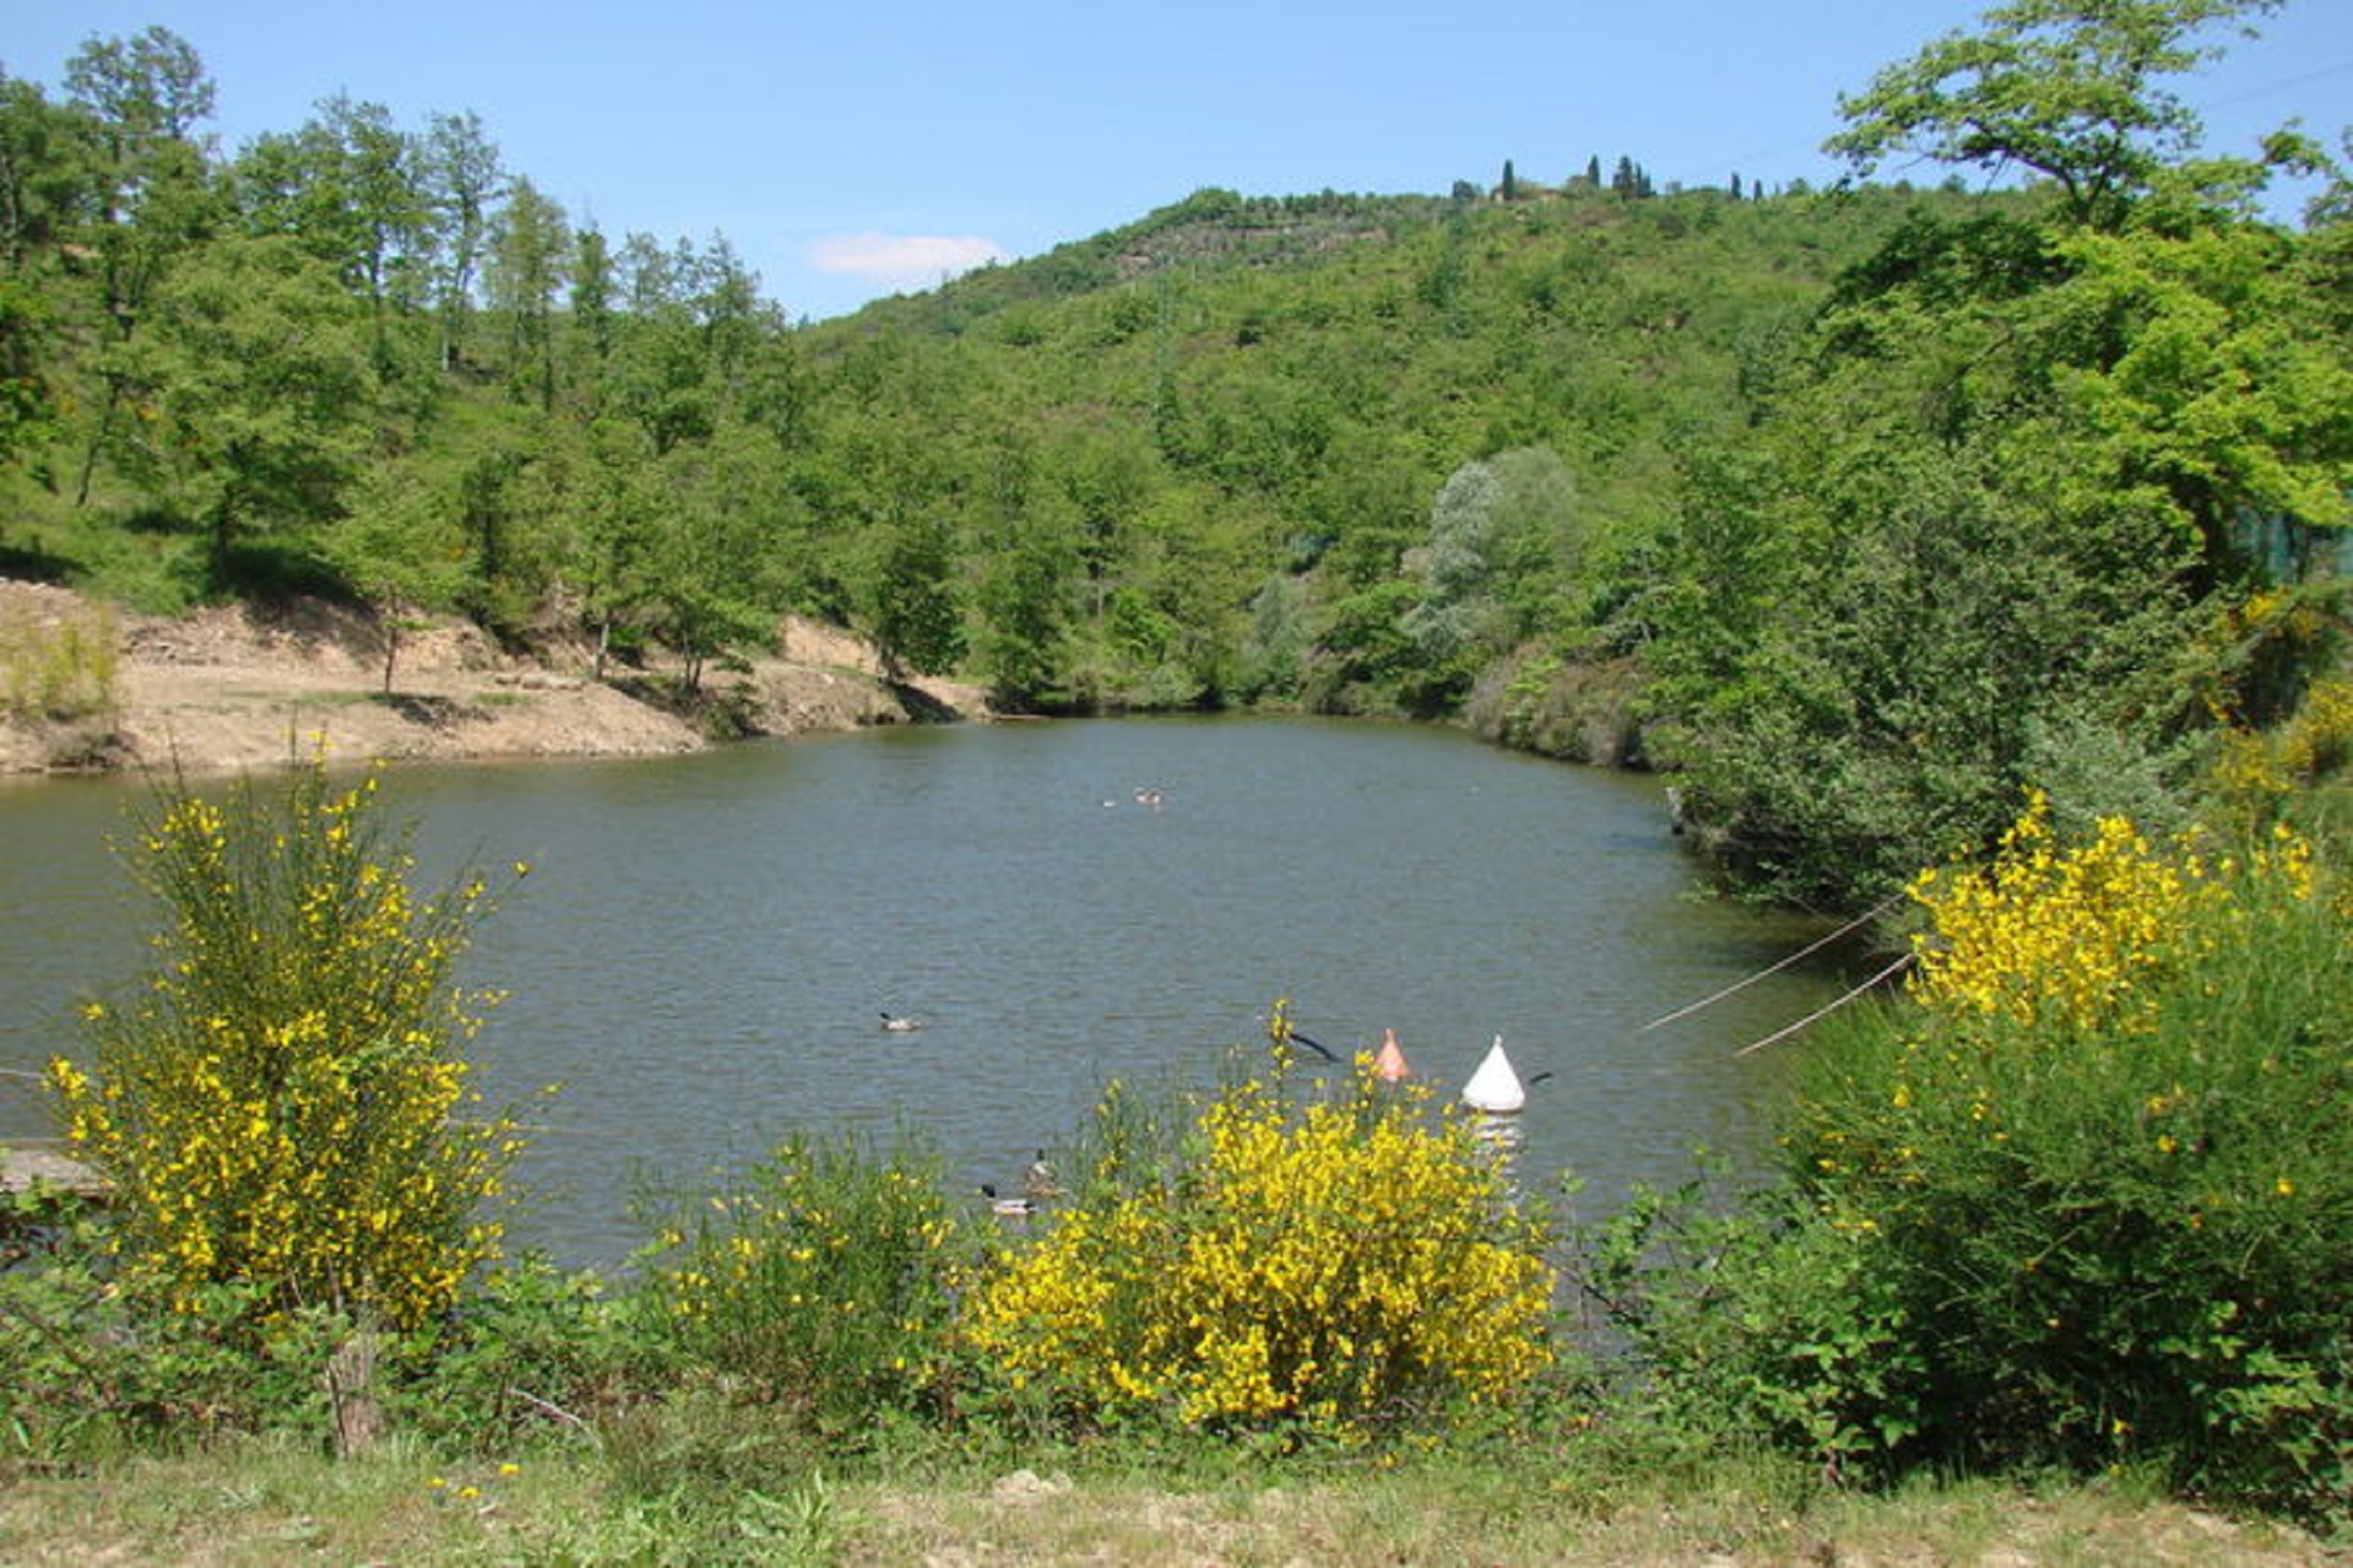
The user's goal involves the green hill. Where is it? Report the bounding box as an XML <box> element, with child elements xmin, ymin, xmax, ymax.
<box><xmin>3</xmin><ymin>15</ymin><xmax>2346</xmax><ymax>907</ymax></box>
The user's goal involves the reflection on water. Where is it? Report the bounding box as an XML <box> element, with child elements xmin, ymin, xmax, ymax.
<box><xmin>0</xmin><ymin>717</ymin><xmax>1852</xmax><ymax>1266</ymax></box>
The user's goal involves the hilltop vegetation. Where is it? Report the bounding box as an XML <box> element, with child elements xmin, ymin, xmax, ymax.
<box><xmin>2</xmin><ymin>1</ymin><xmax>2348</xmax><ymax>905</ymax></box>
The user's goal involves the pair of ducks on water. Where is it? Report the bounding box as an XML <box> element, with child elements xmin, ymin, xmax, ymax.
<box><xmin>876</xmin><ymin>1013</ymin><xmax>1046</xmax><ymax>1214</ymax></box>
<box><xmin>982</xmin><ymin>1151</ymin><xmax>1058</xmax><ymax>1218</ymax></box>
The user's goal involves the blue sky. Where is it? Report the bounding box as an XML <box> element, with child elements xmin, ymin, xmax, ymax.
<box><xmin>9</xmin><ymin>1</ymin><xmax>2350</xmax><ymax>321</ymax></box>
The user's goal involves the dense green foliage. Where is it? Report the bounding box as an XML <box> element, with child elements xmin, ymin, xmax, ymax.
<box><xmin>1575</xmin><ymin>801</ymin><xmax>2352</xmax><ymax>1519</ymax></box>
<box><xmin>636</xmin><ymin>1130</ymin><xmax>964</xmax><ymax>1433</ymax></box>
<box><xmin>2</xmin><ymin>3</ymin><xmax>2347</xmax><ymax>910</ymax></box>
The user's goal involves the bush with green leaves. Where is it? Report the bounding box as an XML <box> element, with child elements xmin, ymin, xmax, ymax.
<box><xmin>388</xmin><ymin>1253</ymin><xmax>656</xmax><ymax>1450</ymax></box>
<box><xmin>635</xmin><ymin>1130</ymin><xmax>966</xmax><ymax>1436</ymax></box>
<box><xmin>0</xmin><ymin>1216</ymin><xmax>373</xmax><ymax>1464</ymax></box>
<box><xmin>0</xmin><ymin>593</ymin><xmax>117</xmax><ymax>722</ymax></box>
<box><xmin>1577</xmin><ymin>806</ymin><xmax>2353</xmax><ymax>1519</ymax></box>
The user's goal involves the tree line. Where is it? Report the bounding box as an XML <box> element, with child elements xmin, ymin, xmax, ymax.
<box><xmin>3</xmin><ymin>1</ymin><xmax>2347</xmax><ymax>909</ymax></box>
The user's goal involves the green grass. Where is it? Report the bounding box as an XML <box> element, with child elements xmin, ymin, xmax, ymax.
<box><xmin>0</xmin><ymin>473</ymin><xmax>211</xmax><ymax>614</ymax></box>
<box><xmin>0</xmin><ymin>1423</ymin><xmax>2335</xmax><ymax>1566</ymax></box>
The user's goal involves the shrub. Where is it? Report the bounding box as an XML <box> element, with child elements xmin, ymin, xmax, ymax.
<box><xmin>392</xmin><ymin>1254</ymin><xmax>654</xmax><ymax>1449</ymax></box>
<box><xmin>965</xmin><ymin>1062</ymin><xmax>1554</xmax><ymax>1433</ymax></box>
<box><xmin>1587</xmin><ymin>798</ymin><xmax>2353</xmax><ymax>1518</ymax></box>
<box><xmin>0</xmin><ymin>1200</ymin><xmax>387</xmax><ymax>1462</ymax></box>
<box><xmin>1903</xmin><ymin>789</ymin><xmax>2222</xmax><ymax>1032</ymax></box>
<box><xmin>2281</xmin><ymin>677</ymin><xmax>2353</xmax><ymax>783</ymax></box>
<box><xmin>1567</xmin><ymin>1159</ymin><xmax>1932</xmax><ymax>1475</ymax></box>
<box><xmin>0</xmin><ymin>593</ymin><xmax>117</xmax><ymax>722</ymax></box>
<box><xmin>45</xmin><ymin>755</ymin><xmax>528</xmax><ymax>1333</ymax></box>
<box><xmin>0</xmin><ymin>1275</ymin><xmax>225</xmax><ymax>1460</ymax></box>
<box><xmin>636</xmin><ymin>1130</ymin><xmax>965</xmax><ymax>1434</ymax></box>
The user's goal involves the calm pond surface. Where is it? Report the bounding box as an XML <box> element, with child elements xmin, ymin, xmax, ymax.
<box><xmin>0</xmin><ymin>716</ymin><xmax>1850</xmax><ymax>1265</ymax></box>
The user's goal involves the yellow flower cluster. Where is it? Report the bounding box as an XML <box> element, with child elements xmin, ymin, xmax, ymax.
<box><xmin>1908</xmin><ymin>792</ymin><xmax>2203</xmax><ymax>1033</ymax></box>
<box><xmin>2203</xmin><ymin>593</ymin><xmax>2352</xmax><ymax>822</ymax></box>
<box><xmin>46</xmin><ymin>757</ymin><xmax>525</xmax><ymax>1331</ymax></box>
<box><xmin>1907</xmin><ymin>790</ymin><xmax>2315</xmax><ymax>1035</ymax></box>
<box><xmin>2278</xmin><ymin>677</ymin><xmax>2353</xmax><ymax>782</ymax></box>
<box><xmin>967</xmin><ymin>1068</ymin><xmax>1552</xmax><ymax>1429</ymax></box>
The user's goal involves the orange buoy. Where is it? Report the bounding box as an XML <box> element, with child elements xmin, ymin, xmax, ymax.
<box><xmin>1373</xmin><ymin>1027</ymin><xmax>1412</xmax><ymax>1082</ymax></box>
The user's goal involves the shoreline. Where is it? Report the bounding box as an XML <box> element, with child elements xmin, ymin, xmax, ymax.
<box><xmin>1</xmin><ymin>581</ymin><xmax>990</xmax><ymax>780</ymax></box>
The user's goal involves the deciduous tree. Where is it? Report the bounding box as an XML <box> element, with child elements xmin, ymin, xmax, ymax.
<box><xmin>1827</xmin><ymin>0</ymin><xmax>2284</xmax><ymax>232</ymax></box>
<box><xmin>62</xmin><ymin>25</ymin><xmax>218</xmax><ymax>504</ymax></box>
<box><xmin>131</xmin><ymin>233</ymin><xmax>376</xmax><ymax>583</ymax></box>
<box><xmin>486</xmin><ymin>176</ymin><xmax>566</xmax><ymax>410</ymax></box>
<box><xmin>420</xmin><ymin>109</ymin><xmax>499</xmax><ymax>372</ymax></box>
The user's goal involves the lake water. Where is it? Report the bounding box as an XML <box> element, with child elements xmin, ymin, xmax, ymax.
<box><xmin>0</xmin><ymin>716</ymin><xmax>1849</xmax><ymax>1266</ymax></box>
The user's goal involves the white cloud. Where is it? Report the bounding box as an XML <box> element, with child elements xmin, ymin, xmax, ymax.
<box><xmin>807</xmin><ymin>232</ymin><xmax>1008</xmax><ymax>288</ymax></box>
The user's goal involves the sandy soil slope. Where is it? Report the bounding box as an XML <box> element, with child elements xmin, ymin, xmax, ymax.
<box><xmin>1</xmin><ymin>582</ymin><xmax>986</xmax><ymax>778</ymax></box>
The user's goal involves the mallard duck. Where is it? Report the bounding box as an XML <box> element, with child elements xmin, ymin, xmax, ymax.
<box><xmin>979</xmin><ymin>1183</ymin><xmax>1036</xmax><ymax>1218</ymax></box>
<box><xmin>1023</xmin><ymin>1150</ymin><xmax>1060</xmax><ymax>1201</ymax></box>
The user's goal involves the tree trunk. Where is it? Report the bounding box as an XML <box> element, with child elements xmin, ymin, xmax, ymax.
<box><xmin>324</xmin><ymin>1332</ymin><xmax>383</xmax><ymax>1457</ymax></box>
<box><xmin>73</xmin><ymin>380</ymin><xmax>124</xmax><ymax>508</ymax></box>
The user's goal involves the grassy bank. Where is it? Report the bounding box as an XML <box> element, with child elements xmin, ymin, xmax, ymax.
<box><xmin>0</xmin><ymin>1425</ymin><xmax>2336</xmax><ymax>1565</ymax></box>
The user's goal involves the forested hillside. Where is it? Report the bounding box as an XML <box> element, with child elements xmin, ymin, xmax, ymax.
<box><xmin>3</xmin><ymin>2</ymin><xmax>2347</xmax><ymax>909</ymax></box>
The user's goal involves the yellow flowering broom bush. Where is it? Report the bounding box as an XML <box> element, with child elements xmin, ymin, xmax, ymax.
<box><xmin>1612</xmin><ymin>793</ymin><xmax>2353</xmax><ymax>1517</ymax></box>
<box><xmin>966</xmin><ymin>1062</ymin><xmax>1553</xmax><ymax>1432</ymax></box>
<box><xmin>1898</xmin><ymin>788</ymin><xmax>2291</xmax><ymax>1034</ymax></box>
<box><xmin>47</xmin><ymin>756</ymin><xmax>527</xmax><ymax>1332</ymax></box>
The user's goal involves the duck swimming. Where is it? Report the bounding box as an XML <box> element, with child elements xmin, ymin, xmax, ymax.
<box><xmin>979</xmin><ymin>1183</ymin><xmax>1037</xmax><ymax>1218</ymax></box>
<box><xmin>879</xmin><ymin>1012</ymin><xmax>923</xmax><ymax>1033</ymax></box>
<box><xmin>1023</xmin><ymin>1150</ymin><xmax>1060</xmax><ymax>1201</ymax></box>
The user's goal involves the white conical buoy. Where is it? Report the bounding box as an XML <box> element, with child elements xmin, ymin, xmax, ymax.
<box><xmin>1462</xmin><ymin>1034</ymin><xmax>1526</xmax><ymax>1114</ymax></box>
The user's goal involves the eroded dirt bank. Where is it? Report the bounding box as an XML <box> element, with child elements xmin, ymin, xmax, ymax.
<box><xmin>0</xmin><ymin>582</ymin><xmax>988</xmax><ymax>778</ymax></box>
